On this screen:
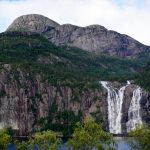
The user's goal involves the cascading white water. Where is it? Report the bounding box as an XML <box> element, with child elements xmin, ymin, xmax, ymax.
<box><xmin>100</xmin><ymin>81</ymin><xmax>128</xmax><ymax>134</ymax></box>
<box><xmin>100</xmin><ymin>81</ymin><xmax>143</xmax><ymax>134</ymax></box>
<box><xmin>126</xmin><ymin>87</ymin><xmax>142</xmax><ymax>132</ymax></box>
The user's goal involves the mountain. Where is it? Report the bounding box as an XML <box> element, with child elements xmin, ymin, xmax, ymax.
<box><xmin>7</xmin><ymin>14</ymin><xmax>60</xmax><ymax>33</ymax></box>
<box><xmin>0</xmin><ymin>14</ymin><xmax>149</xmax><ymax>135</ymax></box>
<box><xmin>7</xmin><ymin>14</ymin><xmax>150</xmax><ymax>57</ymax></box>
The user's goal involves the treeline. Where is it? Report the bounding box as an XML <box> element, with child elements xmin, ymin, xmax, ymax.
<box><xmin>136</xmin><ymin>62</ymin><xmax>150</xmax><ymax>91</ymax></box>
<box><xmin>1</xmin><ymin>118</ymin><xmax>115</xmax><ymax>150</ymax></box>
<box><xmin>1</xmin><ymin>118</ymin><xmax>150</xmax><ymax>150</ymax></box>
<box><xmin>0</xmin><ymin>31</ymin><xmax>148</xmax><ymax>89</ymax></box>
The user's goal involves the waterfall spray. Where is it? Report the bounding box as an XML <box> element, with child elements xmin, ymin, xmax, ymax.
<box><xmin>100</xmin><ymin>81</ymin><xmax>128</xmax><ymax>134</ymax></box>
<box><xmin>126</xmin><ymin>87</ymin><xmax>143</xmax><ymax>132</ymax></box>
<box><xmin>100</xmin><ymin>81</ymin><xmax>142</xmax><ymax>134</ymax></box>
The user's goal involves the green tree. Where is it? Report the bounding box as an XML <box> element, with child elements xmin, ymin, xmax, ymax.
<box><xmin>29</xmin><ymin>130</ymin><xmax>59</xmax><ymax>150</ymax></box>
<box><xmin>129</xmin><ymin>124</ymin><xmax>150</xmax><ymax>150</ymax></box>
<box><xmin>136</xmin><ymin>62</ymin><xmax>150</xmax><ymax>91</ymax></box>
<box><xmin>68</xmin><ymin>117</ymin><xmax>115</xmax><ymax>150</ymax></box>
<box><xmin>0</xmin><ymin>129</ymin><xmax>11</xmax><ymax>150</ymax></box>
<box><xmin>15</xmin><ymin>141</ymin><xmax>28</xmax><ymax>150</ymax></box>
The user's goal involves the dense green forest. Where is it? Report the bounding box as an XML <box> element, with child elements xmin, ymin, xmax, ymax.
<box><xmin>0</xmin><ymin>31</ymin><xmax>149</xmax><ymax>90</ymax></box>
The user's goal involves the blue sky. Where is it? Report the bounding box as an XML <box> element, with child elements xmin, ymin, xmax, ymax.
<box><xmin>0</xmin><ymin>0</ymin><xmax>150</xmax><ymax>45</ymax></box>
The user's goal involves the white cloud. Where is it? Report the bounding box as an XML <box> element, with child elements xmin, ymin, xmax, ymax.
<box><xmin>0</xmin><ymin>0</ymin><xmax>150</xmax><ymax>45</ymax></box>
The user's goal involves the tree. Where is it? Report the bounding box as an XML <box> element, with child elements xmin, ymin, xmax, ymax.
<box><xmin>29</xmin><ymin>130</ymin><xmax>59</xmax><ymax>150</ymax></box>
<box><xmin>128</xmin><ymin>124</ymin><xmax>150</xmax><ymax>150</ymax></box>
<box><xmin>15</xmin><ymin>141</ymin><xmax>28</xmax><ymax>150</ymax></box>
<box><xmin>68</xmin><ymin>117</ymin><xmax>116</xmax><ymax>150</ymax></box>
<box><xmin>136</xmin><ymin>62</ymin><xmax>150</xmax><ymax>91</ymax></box>
<box><xmin>0</xmin><ymin>129</ymin><xmax>11</xmax><ymax>150</ymax></box>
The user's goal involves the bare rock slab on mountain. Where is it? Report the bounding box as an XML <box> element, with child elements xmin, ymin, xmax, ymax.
<box><xmin>7</xmin><ymin>14</ymin><xmax>60</xmax><ymax>33</ymax></box>
<box><xmin>7</xmin><ymin>14</ymin><xmax>150</xmax><ymax>57</ymax></box>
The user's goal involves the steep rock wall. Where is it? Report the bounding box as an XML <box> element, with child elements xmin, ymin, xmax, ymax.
<box><xmin>0</xmin><ymin>64</ymin><xmax>107</xmax><ymax>135</ymax></box>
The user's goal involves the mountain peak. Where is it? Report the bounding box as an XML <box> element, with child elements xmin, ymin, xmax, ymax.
<box><xmin>7</xmin><ymin>14</ymin><xmax>60</xmax><ymax>33</ymax></box>
<box><xmin>6</xmin><ymin>14</ymin><xmax>150</xmax><ymax>57</ymax></box>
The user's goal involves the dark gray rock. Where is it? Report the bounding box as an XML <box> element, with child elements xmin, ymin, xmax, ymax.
<box><xmin>140</xmin><ymin>92</ymin><xmax>150</xmax><ymax>126</ymax></box>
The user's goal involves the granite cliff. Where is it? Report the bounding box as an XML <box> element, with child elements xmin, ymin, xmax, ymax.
<box><xmin>7</xmin><ymin>14</ymin><xmax>150</xmax><ymax>57</ymax></box>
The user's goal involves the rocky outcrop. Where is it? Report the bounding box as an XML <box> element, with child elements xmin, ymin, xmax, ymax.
<box><xmin>7</xmin><ymin>14</ymin><xmax>150</xmax><ymax>57</ymax></box>
<box><xmin>45</xmin><ymin>24</ymin><xmax>150</xmax><ymax>57</ymax></box>
<box><xmin>140</xmin><ymin>92</ymin><xmax>150</xmax><ymax>125</ymax></box>
<box><xmin>0</xmin><ymin>64</ymin><xmax>107</xmax><ymax>135</ymax></box>
<box><xmin>7</xmin><ymin>14</ymin><xmax>60</xmax><ymax>33</ymax></box>
<box><xmin>0</xmin><ymin>65</ymin><xmax>149</xmax><ymax>135</ymax></box>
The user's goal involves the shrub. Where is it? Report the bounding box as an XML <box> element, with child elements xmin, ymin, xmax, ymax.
<box><xmin>0</xmin><ymin>129</ymin><xmax>11</xmax><ymax>150</ymax></box>
<box><xmin>68</xmin><ymin>117</ymin><xmax>115</xmax><ymax>150</ymax></box>
<box><xmin>29</xmin><ymin>130</ymin><xmax>59</xmax><ymax>150</ymax></box>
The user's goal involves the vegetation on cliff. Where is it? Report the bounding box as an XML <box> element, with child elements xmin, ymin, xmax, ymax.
<box><xmin>136</xmin><ymin>62</ymin><xmax>150</xmax><ymax>91</ymax></box>
<box><xmin>0</xmin><ymin>31</ymin><xmax>148</xmax><ymax>86</ymax></box>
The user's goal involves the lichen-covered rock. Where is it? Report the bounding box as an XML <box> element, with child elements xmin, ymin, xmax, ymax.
<box><xmin>7</xmin><ymin>14</ymin><xmax>60</xmax><ymax>33</ymax></box>
<box><xmin>7</xmin><ymin>14</ymin><xmax>150</xmax><ymax>57</ymax></box>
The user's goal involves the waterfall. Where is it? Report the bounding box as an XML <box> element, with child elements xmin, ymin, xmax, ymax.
<box><xmin>100</xmin><ymin>81</ymin><xmax>128</xmax><ymax>134</ymax></box>
<box><xmin>100</xmin><ymin>81</ymin><xmax>143</xmax><ymax>134</ymax></box>
<box><xmin>126</xmin><ymin>87</ymin><xmax>143</xmax><ymax>132</ymax></box>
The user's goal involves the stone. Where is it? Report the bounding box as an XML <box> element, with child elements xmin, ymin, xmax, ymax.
<box><xmin>7</xmin><ymin>14</ymin><xmax>60</xmax><ymax>33</ymax></box>
<box><xmin>7</xmin><ymin>14</ymin><xmax>150</xmax><ymax>57</ymax></box>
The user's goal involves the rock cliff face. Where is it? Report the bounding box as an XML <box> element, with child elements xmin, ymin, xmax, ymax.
<box><xmin>7</xmin><ymin>14</ymin><xmax>150</xmax><ymax>57</ymax></box>
<box><xmin>0</xmin><ymin>64</ymin><xmax>149</xmax><ymax>134</ymax></box>
<box><xmin>45</xmin><ymin>24</ymin><xmax>150</xmax><ymax>57</ymax></box>
<box><xmin>0</xmin><ymin>65</ymin><xmax>108</xmax><ymax>135</ymax></box>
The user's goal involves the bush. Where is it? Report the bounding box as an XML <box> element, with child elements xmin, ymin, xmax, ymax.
<box><xmin>15</xmin><ymin>141</ymin><xmax>28</xmax><ymax>150</ymax></box>
<box><xmin>29</xmin><ymin>130</ymin><xmax>60</xmax><ymax>150</ymax></box>
<box><xmin>68</xmin><ymin>117</ymin><xmax>115</xmax><ymax>150</ymax></box>
<box><xmin>0</xmin><ymin>129</ymin><xmax>11</xmax><ymax>150</ymax></box>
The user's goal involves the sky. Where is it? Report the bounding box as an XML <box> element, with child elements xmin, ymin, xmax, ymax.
<box><xmin>0</xmin><ymin>0</ymin><xmax>150</xmax><ymax>45</ymax></box>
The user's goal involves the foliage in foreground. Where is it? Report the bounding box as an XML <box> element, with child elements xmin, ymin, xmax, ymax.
<box><xmin>29</xmin><ymin>130</ymin><xmax>59</xmax><ymax>150</ymax></box>
<box><xmin>128</xmin><ymin>124</ymin><xmax>150</xmax><ymax>150</ymax></box>
<box><xmin>0</xmin><ymin>129</ymin><xmax>11</xmax><ymax>150</ymax></box>
<box><xmin>68</xmin><ymin>117</ymin><xmax>116</xmax><ymax>150</ymax></box>
<box><xmin>15</xmin><ymin>130</ymin><xmax>59</xmax><ymax>150</ymax></box>
<box><xmin>15</xmin><ymin>141</ymin><xmax>28</xmax><ymax>150</ymax></box>
<box><xmin>15</xmin><ymin>119</ymin><xmax>116</xmax><ymax>150</ymax></box>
